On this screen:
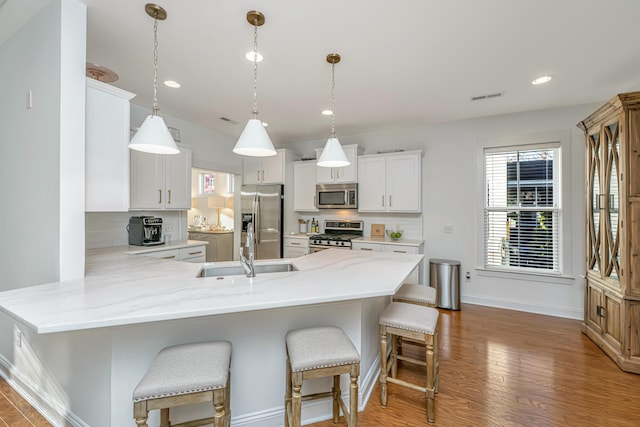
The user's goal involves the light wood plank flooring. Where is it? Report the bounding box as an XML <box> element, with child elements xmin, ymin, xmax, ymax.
<box><xmin>2</xmin><ymin>304</ymin><xmax>640</xmax><ymax>426</ymax></box>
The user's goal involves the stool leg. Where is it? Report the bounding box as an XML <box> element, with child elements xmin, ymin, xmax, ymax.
<box><xmin>225</xmin><ymin>372</ymin><xmax>231</xmax><ymax>427</ymax></box>
<box><xmin>333</xmin><ymin>375</ymin><xmax>340</xmax><ymax>423</ymax></box>
<box><xmin>379</xmin><ymin>324</ymin><xmax>388</xmax><ymax>407</ymax></box>
<box><xmin>434</xmin><ymin>332</ymin><xmax>439</xmax><ymax>394</ymax></box>
<box><xmin>391</xmin><ymin>335</ymin><xmax>399</xmax><ymax>379</ymax></box>
<box><xmin>292</xmin><ymin>371</ymin><xmax>303</xmax><ymax>427</ymax></box>
<box><xmin>349</xmin><ymin>365</ymin><xmax>359</xmax><ymax>427</ymax></box>
<box><xmin>285</xmin><ymin>356</ymin><xmax>292</xmax><ymax>427</ymax></box>
<box><xmin>213</xmin><ymin>388</ymin><xmax>226</xmax><ymax>427</ymax></box>
<box><xmin>160</xmin><ymin>408</ymin><xmax>169</xmax><ymax>427</ymax></box>
<box><xmin>133</xmin><ymin>401</ymin><xmax>148</xmax><ymax>427</ymax></box>
<box><xmin>425</xmin><ymin>333</ymin><xmax>435</xmax><ymax>425</ymax></box>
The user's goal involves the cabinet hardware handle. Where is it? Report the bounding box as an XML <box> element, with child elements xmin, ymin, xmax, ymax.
<box><xmin>393</xmin><ymin>250</ymin><xmax>407</xmax><ymax>253</ymax></box>
<box><xmin>161</xmin><ymin>255</ymin><xmax>176</xmax><ymax>259</ymax></box>
<box><xmin>262</xmin><ymin>170</ymin><xmax>265</xmax><ymax>181</ymax></box>
<box><xmin>360</xmin><ymin>248</ymin><xmax>373</xmax><ymax>251</ymax></box>
<box><xmin>389</xmin><ymin>195</ymin><xmax>392</xmax><ymax>207</ymax></box>
<box><xmin>168</xmin><ymin>190</ymin><xmax>171</xmax><ymax>204</ymax></box>
<box><xmin>291</xmin><ymin>242</ymin><xmax>301</xmax><ymax>246</ymax></box>
<box><xmin>382</xmin><ymin>195</ymin><xmax>385</xmax><ymax>207</ymax></box>
<box><xmin>188</xmin><ymin>251</ymin><xmax>202</xmax><ymax>255</ymax></box>
<box><xmin>159</xmin><ymin>189</ymin><xmax>162</xmax><ymax>204</ymax></box>
<box><xmin>596</xmin><ymin>305</ymin><xmax>606</xmax><ymax>318</ymax></box>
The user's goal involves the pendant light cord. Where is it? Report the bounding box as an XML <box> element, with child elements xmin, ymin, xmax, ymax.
<box><xmin>152</xmin><ymin>16</ymin><xmax>159</xmax><ymax>116</ymax></box>
<box><xmin>330</xmin><ymin>61</ymin><xmax>336</xmax><ymax>138</ymax></box>
<box><xmin>252</xmin><ymin>18</ymin><xmax>259</xmax><ymax>118</ymax></box>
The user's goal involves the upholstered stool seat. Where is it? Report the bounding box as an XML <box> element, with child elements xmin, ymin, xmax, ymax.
<box><xmin>379</xmin><ymin>302</ymin><xmax>439</xmax><ymax>425</ymax></box>
<box><xmin>133</xmin><ymin>341</ymin><xmax>232</xmax><ymax>427</ymax></box>
<box><xmin>393</xmin><ymin>283</ymin><xmax>437</xmax><ymax>307</ymax></box>
<box><xmin>285</xmin><ymin>326</ymin><xmax>360</xmax><ymax>427</ymax></box>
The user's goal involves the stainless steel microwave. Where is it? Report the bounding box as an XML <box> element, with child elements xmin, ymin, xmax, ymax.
<box><xmin>316</xmin><ymin>183</ymin><xmax>358</xmax><ymax>209</ymax></box>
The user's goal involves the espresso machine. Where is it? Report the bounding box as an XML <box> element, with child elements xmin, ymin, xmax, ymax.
<box><xmin>128</xmin><ymin>216</ymin><xmax>164</xmax><ymax>246</ymax></box>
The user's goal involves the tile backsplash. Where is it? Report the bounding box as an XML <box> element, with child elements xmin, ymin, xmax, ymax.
<box><xmin>85</xmin><ymin>211</ymin><xmax>187</xmax><ymax>249</ymax></box>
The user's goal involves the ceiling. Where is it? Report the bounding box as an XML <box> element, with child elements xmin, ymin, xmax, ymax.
<box><xmin>4</xmin><ymin>1</ymin><xmax>640</xmax><ymax>144</ymax></box>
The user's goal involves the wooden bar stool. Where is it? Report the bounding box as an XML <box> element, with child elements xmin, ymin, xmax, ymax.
<box><xmin>393</xmin><ymin>283</ymin><xmax>437</xmax><ymax>307</ymax></box>
<box><xmin>379</xmin><ymin>302</ymin><xmax>439</xmax><ymax>425</ymax></box>
<box><xmin>392</xmin><ymin>283</ymin><xmax>439</xmax><ymax>392</ymax></box>
<box><xmin>133</xmin><ymin>341</ymin><xmax>232</xmax><ymax>427</ymax></box>
<box><xmin>285</xmin><ymin>326</ymin><xmax>360</xmax><ymax>427</ymax></box>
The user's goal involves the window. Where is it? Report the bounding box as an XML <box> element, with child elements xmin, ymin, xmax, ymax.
<box><xmin>484</xmin><ymin>143</ymin><xmax>560</xmax><ymax>274</ymax></box>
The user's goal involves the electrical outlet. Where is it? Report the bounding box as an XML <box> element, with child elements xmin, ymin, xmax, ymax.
<box><xmin>15</xmin><ymin>330</ymin><xmax>22</xmax><ymax>348</ymax></box>
<box><xmin>165</xmin><ymin>223</ymin><xmax>174</xmax><ymax>233</ymax></box>
<box><xmin>465</xmin><ymin>271</ymin><xmax>471</xmax><ymax>282</ymax></box>
<box><xmin>444</xmin><ymin>225</ymin><xmax>454</xmax><ymax>234</ymax></box>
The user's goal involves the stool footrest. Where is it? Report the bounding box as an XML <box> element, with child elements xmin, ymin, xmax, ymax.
<box><xmin>172</xmin><ymin>417</ymin><xmax>215</xmax><ymax>427</ymax></box>
<box><xmin>301</xmin><ymin>391</ymin><xmax>333</xmax><ymax>401</ymax></box>
<box><xmin>397</xmin><ymin>354</ymin><xmax>427</xmax><ymax>367</ymax></box>
<box><xmin>387</xmin><ymin>377</ymin><xmax>426</xmax><ymax>393</ymax></box>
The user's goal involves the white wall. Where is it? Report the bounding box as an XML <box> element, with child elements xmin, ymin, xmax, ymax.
<box><xmin>0</xmin><ymin>1</ymin><xmax>93</xmax><ymax>425</ymax></box>
<box><xmin>287</xmin><ymin>103</ymin><xmax>600</xmax><ymax>319</ymax></box>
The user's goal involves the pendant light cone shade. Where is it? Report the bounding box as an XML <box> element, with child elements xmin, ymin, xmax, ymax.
<box><xmin>233</xmin><ymin>119</ymin><xmax>276</xmax><ymax>157</ymax></box>
<box><xmin>129</xmin><ymin>115</ymin><xmax>179</xmax><ymax>154</ymax></box>
<box><xmin>318</xmin><ymin>137</ymin><xmax>349</xmax><ymax>167</ymax></box>
<box><xmin>128</xmin><ymin>3</ymin><xmax>179</xmax><ymax>155</ymax></box>
<box><xmin>233</xmin><ymin>10</ymin><xmax>276</xmax><ymax>157</ymax></box>
<box><xmin>318</xmin><ymin>53</ymin><xmax>350</xmax><ymax>168</ymax></box>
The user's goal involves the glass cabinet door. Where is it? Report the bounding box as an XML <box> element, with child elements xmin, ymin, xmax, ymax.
<box><xmin>587</xmin><ymin>130</ymin><xmax>601</xmax><ymax>273</ymax></box>
<box><xmin>604</xmin><ymin>121</ymin><xmax>621</xmax><ymax>280</ymax></box>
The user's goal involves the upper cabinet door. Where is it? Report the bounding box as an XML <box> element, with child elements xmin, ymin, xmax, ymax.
<box><xmin>85</xmin><ymin>78</ymin><xmax>135</xmax><ymax>212</ymax></box>
<box><xmin>387</xmin><ymin>153</ymin><xmax>421</xmax><ymax>212</ymax></box>
<box><xmin>130</xmin><ymin>150</ymin><xmax>164</xmax><ymax>209</ymax></box>
<box><xmin>603</xmin><ymin>120</ymin><xmax>621</xmax><ymax>281</ymax></box>
<box><xmin>587</xmin><ymin>129</ymin><xmax>601</xmax><ymax>274</ymax></box>
<box><xmin>357</xmin><ymin>156</ymin><xmax>387</xmax><ymax>212</ymax></box>
<box><xmin>164</xmin><ymin>149</ymin><xmax>192</xmax><ymax>210</ymax></box>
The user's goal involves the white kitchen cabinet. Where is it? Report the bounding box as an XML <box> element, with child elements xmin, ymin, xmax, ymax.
<box><xmin>358</xmin><ymin>150</ymin><xmax>422</xmax><ymax>213</ymax></box>
<box><xmin>243</xmin><ymin>149</ymin><xmax>301</xmax><ymax>184</ymax></box>
<box><xmin>293</xmin><ymin>161</ymin><xmax>319</xmax><ymax>211</ymax></box>
<box><xmin>351</xmin><ymin>238</ymin><xmax>424</xmax><ymax>283</ymax></box>
<box><xmin>314</xmin><ymin>144</ymin><xmax>360</xmax><ymax>184</ymax></box>
<box><xmin>284</xmin><ymin>235</ymin><xmax>309</xmax><ymax>258</ymax></box>
<box><xmin>85</xmin><ymin>78</ymin><xmax>135</xmax><ymax>212</ymax></box>
<box><xmin>130</xmin><ymin>148</ymin><xmax>192</xmax><ymax>210</ymax></box>
<box><xmin>142</xmin><ymin>245</ymin><xmax>207</xmax><ymax>263</ymax></box>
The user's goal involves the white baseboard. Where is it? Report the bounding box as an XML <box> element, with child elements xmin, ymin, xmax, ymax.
<box><xmin>461</xmin><ymin>295</ymin><xmax>583</xmax><ymax>320</ymax></box>
<box><xmin>0</xmin><ymin>353</ymin><xmax>380</xmax><ymax>427</ymax></box>
<box><xmin>0</xmin><ymin>355</ymin><xmax>87</xmax><ymax>427</ymax></box>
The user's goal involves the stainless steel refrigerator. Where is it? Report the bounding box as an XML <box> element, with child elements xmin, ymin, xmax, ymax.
<box><xmin>240</xmin><ymin>184</ymin><xmax>284</xmax><ymax>259</ymax></box>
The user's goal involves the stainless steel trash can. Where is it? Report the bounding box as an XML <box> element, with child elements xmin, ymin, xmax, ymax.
<box><xmin>429</xmin><ymin>258</ymin><xmax>461</xmax><ymax>310</ymax></box>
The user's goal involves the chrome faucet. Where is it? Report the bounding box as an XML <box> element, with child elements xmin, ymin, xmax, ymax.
<box><xmin>240</xmin><ymin>223</ymin><xmax>256</xmax><ymax>277</ymax></box>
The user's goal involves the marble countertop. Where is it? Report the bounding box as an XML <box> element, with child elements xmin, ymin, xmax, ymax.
<box><xmin>0</xmin><ymin>247</ymin><xmax>422</xmax><ymax>334</ymax></box>
<box><xmin>353</xmin><ymin>236</ymin><xmax>425</xmax><ymax>246</ymax></box>
<box><xmin>187</xmin><ymin>229</ymin><xmax>234</xmax><ymax>234</ymax></box>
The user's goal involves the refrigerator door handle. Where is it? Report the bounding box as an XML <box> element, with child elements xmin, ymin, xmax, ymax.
<box><xmin>256</xmin><ymin>196</ymin><xmax>261</xmax><ymax>244</ymax></box>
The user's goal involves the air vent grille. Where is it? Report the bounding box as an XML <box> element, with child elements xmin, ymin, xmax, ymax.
<box><xmin>471</xmin><ymin>92</ymin><xmax>504</xmax><ymax>102</ymax></box>
<box><xmin>220</xmin><ymin>117</ymin><xmax>239</xmax><ymax>124</ymax></box>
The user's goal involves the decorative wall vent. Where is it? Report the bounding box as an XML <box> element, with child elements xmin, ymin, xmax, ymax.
<box><xmin>471</xmin><ymin>92</ymin><xmax>504</xmax><ymax>102</ymax></box>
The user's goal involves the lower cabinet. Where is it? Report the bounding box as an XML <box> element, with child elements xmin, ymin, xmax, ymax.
<box><xmin>284</xmin><ymin>236</ymin><xmax>309</xmax><ymax>258</ymax></box>
<box><xmin>351</xmin><ymin>239</ymin><xmax>424</xmax><ymax>284</ymax></box>
<box><xmin>188</xmin><ymin>232</ymin><xmax>234</xmax><ymax>262</ymax></box>
<box><xmin>144</xmin><ymin>246</ymin><xmax>207</xmax><ymax>263</ymax></box>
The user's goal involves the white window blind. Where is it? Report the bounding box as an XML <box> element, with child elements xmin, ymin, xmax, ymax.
<box><xmin>484</xmin><ymin>144</ymin><xmax>560</xmax><ymax>273</ymax></box>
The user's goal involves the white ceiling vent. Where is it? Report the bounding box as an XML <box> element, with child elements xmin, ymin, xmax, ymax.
<box><xmin>220</xmin><ymin>117</ymin><xmax>239</xmax><ymax>125</ymax></box>
<box><xmin>471</xmin><ymin>92</ymin><xmax>504</xmax><ymax>102</ymax></box>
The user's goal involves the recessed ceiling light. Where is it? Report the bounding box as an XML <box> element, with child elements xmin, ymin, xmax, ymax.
<box><xmin>322</xmin><ymin>109</ymin><xmax>333</xmax><ymax>116</ymax></box>
<box><xmin>245</xmin><ymin>51</ymin><xmax>264</xmax><ymax>62</ymax></box>
<box><xmin>531</xmin><ymin>75</ymin><xmax>552</xmax><ymax>85</ymax></box>
<box><xmin>262</xmin><ymin>122</ymin><xmax>268</xmax><ymax>127</ymax></box>
<box><xmin>164</xmin><ymin>80</ymin><xmax>181</xmax><ymax>88</ymax></box>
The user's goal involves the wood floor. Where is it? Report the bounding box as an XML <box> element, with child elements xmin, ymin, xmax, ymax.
<box><xmin>308</xmin><ymin>304</ymin><xmax>640</xmax><ymax>427</ymax></box>
<box><xmin>2</xmin><ymin>304</ymin><xmax>640</xmax><ymax>426</ymax></box>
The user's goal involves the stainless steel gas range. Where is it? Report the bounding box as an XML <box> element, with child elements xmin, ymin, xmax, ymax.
<box><xmin>308</xmin><ymin>220</ymin><xmax>364</xmax><ymax>253</ymax></box>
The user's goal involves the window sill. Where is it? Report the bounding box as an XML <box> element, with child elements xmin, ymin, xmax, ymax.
<box><xmin>476</xmin><ymin>268</ymin><xmax>576</xmax><ymax>285</ymax></box>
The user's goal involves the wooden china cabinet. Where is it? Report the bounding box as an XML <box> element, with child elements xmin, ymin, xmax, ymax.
<box><xmin>578</xmin><ymin>92</ymin><xmax>640</xmax><ymax>374</ymax></box>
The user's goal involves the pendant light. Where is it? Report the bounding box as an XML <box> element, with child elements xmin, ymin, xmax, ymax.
<box><xmin>129</xmin><ymin>3</ymin><xmax>179</xmax><ymax>155</ymax></box>
<box><xmin>317</xmin><ymin>53</ymin><xmax>349</xmax><ymax>168</ymax></box>
<box><xmin>233</xmin><ymin>11</ymin><xmax>276</xmax><ymax>157</ymax></box>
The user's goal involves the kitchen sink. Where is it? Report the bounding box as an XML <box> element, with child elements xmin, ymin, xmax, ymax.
<box><xmin>198</xmin><ymin>263</ymin><xmax>297</xmax><ymax>278</ymax></box>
